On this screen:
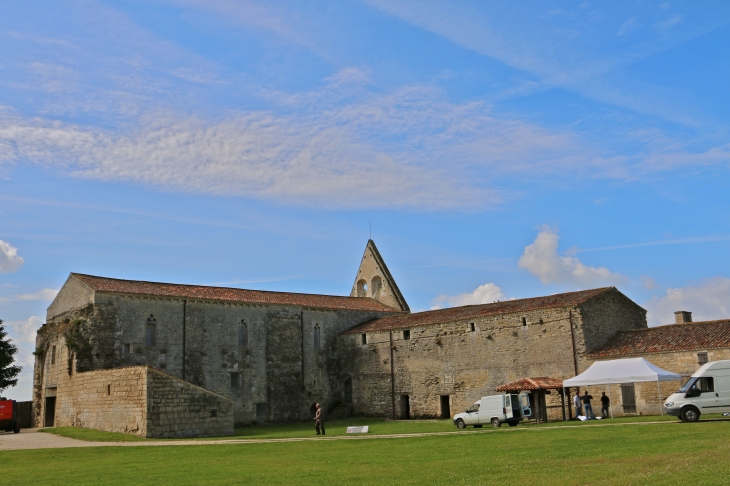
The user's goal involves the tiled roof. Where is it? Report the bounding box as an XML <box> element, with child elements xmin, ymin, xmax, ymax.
<box><xmin>589</xmin><ymin>320</ymin><xmax>730</xmax><ymax>358</ymax></box>
<box><xmin>496</xmin><ymin>377</ymin><xmax>565</xmax><ymax>392</ymax></box>
<box><xmin>343</xmin><ymin>287</ymin><xmax>614</xmax><ymax>334</ymax></box>
<box><xmin>71</xmin><ymin>273</ymin><xmax>400</xmax><ymax>312</ymax></box>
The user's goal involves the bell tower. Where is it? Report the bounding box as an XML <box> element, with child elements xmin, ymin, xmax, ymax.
<box><xmin>350</xmin><ymin>240</ymin><xmax>409</xmax><ymax>312</ymax></box>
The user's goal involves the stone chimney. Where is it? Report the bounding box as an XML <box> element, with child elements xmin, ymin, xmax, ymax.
<box><xmin>674</xmin><ymin>311</ymin><xmax>692</xmax><ymax>324</ymax></box>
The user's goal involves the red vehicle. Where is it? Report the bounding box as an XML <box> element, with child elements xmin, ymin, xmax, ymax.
<box><xmin>0</xmin><ymin>399</ymin><xmax>20</xmax><ymax>433</ymax></box>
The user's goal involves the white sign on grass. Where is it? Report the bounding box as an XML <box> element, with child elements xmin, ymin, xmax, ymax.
<box><xmin>346</xmin><ymin>426</ymin><xmax>369</xmax><ymax>434</ymax></box>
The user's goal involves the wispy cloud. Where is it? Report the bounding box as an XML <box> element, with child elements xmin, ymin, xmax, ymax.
<box><xmin>646</xmin><ymin>278</ymin><xmax>730</xmax><ymax>326</ymax></box>
<box><xmin>617</xmin><ymin>17</ymin><xmax>640</xmax><ymax>37</ymax></box>
<box><xmin>0</xmin><ymin>288</ymin><xmax>58</xmax><ymax>303</ymax></box>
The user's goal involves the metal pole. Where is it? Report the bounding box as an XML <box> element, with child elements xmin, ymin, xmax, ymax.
<box><xmin>657</xmin><ymin>379</ymin><xmax>664</xmax><ymax>416</ymax></box>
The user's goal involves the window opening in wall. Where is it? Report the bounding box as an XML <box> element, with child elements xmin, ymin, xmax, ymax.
<box><xmin>403</xmin><ymin>330</ymin><xmax>410</xmax><ymax>340</ymax></box>
<box><xmin>123</xmin><ymin>343</ymin><xmax>131</xmax><ymax>357</ymax></box>
<box><xmin>522</xmin><ymin>317</ymin><xmax>527</xmax><ymax>327</ymax></box>
<box><xmin>344</xmin><ymin>377</ymin><xmax>353</xmax><ymax>403</ymax></box>
<box><xmin>357</xmin><ymin>279</ymin><xmax>368</xmax><ymax>297</ymax></box>
<box><xmin>698</xmin><ymin>352</ymin><xmax>709</xmax><ymax>365</ymax></box>
<box><xmin>539</xmin><ymin>319</ymin><xmax>544</xmax><ymax>325</ymax></box>
<box><xmin>620</xmin><ymin>383</ymin><xmax>637</xmax><ymax>414</ymax></box>
<box><xmin>256</xmin><ymin>403</ymin><xmax>268</xmax><ymax>420</ymax></box>
<box><xmin>107</xmin><ymin>384</ymin><xmax>111</xmax><ymax>396</ymax></box>
<box><xmin>469</xmin><ymin>322</ymin><xmax>475</xmax><ymax>332</ymax></box>
<box><xmin>210</xmin><ymin>409</ymin><xmax>217</xmax><ymax>418</ymax></box>
<box><xmin>371</xmin><ymin>276</ymin><xmax>382</xmax><ymax>298</ymax></box>
<box><xmin>51</xmin><ymin>345</ymin><xmax>56</xmax><ymax>364</ymax></box>
<box><xmin>238</xmin><ymin>321</ymin><xmax>248</xmax><ymax>347</ymax></box>
<box><xmin>361</xmin><ymin>333</ymin><xmax>367</xmax><ymax>345</ymax></box>
<box><xmin>146</xmin><ymin>315</ymin><xmax>157</xmax><ymax>346</ymax></box>
<box><xmin>230</xmin><ymin>372</ymin><xmax>241</xmax><ymax>389</ymax></box>
<box><xmin>314</xmin><ymin>324</ymin><xmax>321</xmax><ymax>349</ymax></box>
<box><xmin>440</xmin><ymin>395</ymin><xmax>451</xmax><ymax>419</ymax></box>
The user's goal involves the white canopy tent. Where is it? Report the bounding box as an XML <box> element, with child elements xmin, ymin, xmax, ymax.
<box><xmin>564</xmin><ymin>358</ymin><xmax>681</xmax><ymax>418</ymax></box>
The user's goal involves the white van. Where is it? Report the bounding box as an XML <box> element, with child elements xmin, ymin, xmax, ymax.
<box><xmin>664</xmin><ymin>360</ymin><xmax>730</xmax><ymax>422</ymax></box>
<box><xmin>453</xmin><ymin>393</ymin><xmax>532</xmax><ymax>428</ymax></box>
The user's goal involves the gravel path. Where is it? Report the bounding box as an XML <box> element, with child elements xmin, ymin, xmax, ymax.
<box><xmin>0</xmin><ymin>421</ymin><xmax>679</xmax><ymax>451</ymax></box>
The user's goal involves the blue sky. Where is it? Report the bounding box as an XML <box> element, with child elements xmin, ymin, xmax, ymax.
<box><xmin>2</xmin><ymin>1</ymin><xmax>730</xmax><ymax>400</ymax></box>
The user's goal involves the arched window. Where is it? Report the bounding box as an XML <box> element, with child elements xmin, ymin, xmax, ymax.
<box><xmin>371</xmin><ymin>276</ymin><xmax>382</xmax><ymax>298</ymax></box>
<box><xmin>313</xmin><ymin>324</ymin><xmax>321</xmax><ymax>350</ymax></box>
<box><xmin>146</xmin><ymin>315</ymin><xmax>157</xmax><ymax>346</ymax></box>
<box><xmin>238</xmin><ymin>320</ymin><xmax>248</xmax><ymax>347</ymax></box>
<box><xmin>357</xmin><ymin>279</ymin><xmax>368</xmax><ymax>297</ymax></box>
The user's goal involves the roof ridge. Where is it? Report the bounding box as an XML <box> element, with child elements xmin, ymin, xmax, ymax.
<box><xmin>72</xmin><ymin>272</ymin><xmax>365</xmax><ymax>301</ymax></box>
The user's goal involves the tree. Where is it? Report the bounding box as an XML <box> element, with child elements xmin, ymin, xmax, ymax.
<box><xmin>0</xmin><ymin>319</ymin><xmax>22</xmax><ymax>394</ymax></box>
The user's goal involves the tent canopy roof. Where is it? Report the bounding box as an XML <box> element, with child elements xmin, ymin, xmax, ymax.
<box><xmin>564</xmin><ymin>357</ymin><xmax>681</xmax><ymax>387</ymax></box>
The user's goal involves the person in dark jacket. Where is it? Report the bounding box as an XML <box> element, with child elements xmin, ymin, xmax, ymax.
<box><xmin>600</xmin><ymin>392</ymin><xmax>610</xmax><ymax>418</ymax></box>
<box><xmin>314</xmin><ymin>403</ymin><xmax>325</xmax><ymax>435</ymax></box>
<box><xmin>582</xmin><ymin>391</ymin><xmax>595</xmax><ymax>419</ymax></box>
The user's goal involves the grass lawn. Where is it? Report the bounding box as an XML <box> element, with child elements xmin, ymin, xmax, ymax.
<box><xmin>7</xmin><ymin>419</ymin><xmax>730</xmax><ymax>484</ymax></box>
<box><xmin>40</xmin><ymin>414</ymin><xmax>686</xmax><ymax>443</ymax></box>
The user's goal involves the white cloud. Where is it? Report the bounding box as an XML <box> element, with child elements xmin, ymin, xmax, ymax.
<box><xmin>518</xmin><ymin>226</ymin><xmax>624</xmax><ymax>286</ymax></box>
<box><xmin>0</xmin><ymin>240</ymin><xmax>24</xmax><ymax>273</ymax></box>
<box><xmin>646</xmin><ymin>278</ymin><xmax>730</xmax><ymax>326</ymax></box>
<box><xmin>7</xmin><ymin>316</ymin><xmax>42</xmax><ymax>345</ymax></box>
<box><xmin>641</xmin><ymin>275</ymin><xmax>658</xmax><ymax>290</ymax></box>
<box><xmin>432</xmin><ymin>283</ymin><xmax>506</xmax><ymax>309</ymax></box>
<box><xmin>0</xmin><ymin>288</ymin><xmax>59</xmax><ymax>303</ymax></box>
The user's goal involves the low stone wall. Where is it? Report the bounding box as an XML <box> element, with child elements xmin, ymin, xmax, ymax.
<box><xmin>54</xmin><ymin>366</ymin><xmax>148</xmax><ymax>435</ymax></box>
<box><xmin>147</xmin><ymin>368</ymin><xmax>234</xmax><ymax>438</ymax></box>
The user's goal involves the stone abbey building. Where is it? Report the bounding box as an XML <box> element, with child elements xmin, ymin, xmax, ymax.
<box><xmin>35</xmin><ymin>240</ymin><xmax>667</xmax><ymax>436</ymax></box>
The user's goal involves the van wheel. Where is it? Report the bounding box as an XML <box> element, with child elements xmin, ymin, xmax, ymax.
<box><xmin>681</xmin><ymin>407</ymin><xmax>700</xmax><ymax>423</ymax></box>
<box><xmin>491</xmin><ymin>418</ymin><xmax>501</xmax><ymax>428</ymax></box>
<box><xmin>455</xmin><ymin>419</ymin><xmax>466</xmax><ymax>429</ymax></box>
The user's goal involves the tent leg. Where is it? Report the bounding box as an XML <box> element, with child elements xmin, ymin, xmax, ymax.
<box><xmin>561</xmin><ymin>387</ymin><xmax>566</xmax><ymax>421</ymax></box>
<box><xmin>657</xmin><ymin>379</ymin><xmax>663</xmax><ymax>416</ymax></box>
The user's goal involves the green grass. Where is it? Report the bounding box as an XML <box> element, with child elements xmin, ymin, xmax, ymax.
<box><xmin>39</xmin><ymin>427</ymin><xmax>148</xmax><ymax>442</ymax></box>
<box><xmin>5</xmin><ymin>420</ymin><xmax>730</xmax><ymax>484</ymax></box>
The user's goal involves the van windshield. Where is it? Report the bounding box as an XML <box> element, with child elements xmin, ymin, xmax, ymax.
<box><xmin>678</xmin><ymin>377</ymin><xmax>697</xmax><ymax>393</ymax></box>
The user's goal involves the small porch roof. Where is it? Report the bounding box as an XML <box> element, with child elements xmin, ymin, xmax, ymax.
<box><xmin>496</xmin><ymin>377</ymin><xmax>564</xmax><ymax>393</ymax></box>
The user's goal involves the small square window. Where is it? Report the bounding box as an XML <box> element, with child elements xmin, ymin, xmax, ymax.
<box><xmin>403</xmin><ymin>330</ymin><xmax>410</xmax><ymax>340</ymax></box>
<box><xmin>230</xmin><ymin>372</ymin><xmax>241</xmax><ymax>389</ymax></box>
<box><xmin>698</xmin><ymin>352</ymin><xmax>709</xmax><ymax>365</ymax></box>
<box><xmin>361</xmin><ymin>333</ymin><xmax>367</xmax><ymax>345</ymax></box>
<box><xmin>210</xmin><ymin>409</ymin><xmax>218</xmax><ymax>418</ymax></box>
<box><xmin>469</xmin><ymin>323</ymin><xmax>475</xmax><ymax>332</ymax></box>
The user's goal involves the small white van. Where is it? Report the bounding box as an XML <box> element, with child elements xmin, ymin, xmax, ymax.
<box><xmin>664</xmin><ymin>360</ymin><xmax>730</xmax><ymax>422</ymax></box>
<box><xmin>453</xmin><ymin>393</ymin><xmax>532</xmax><ymax>428</ymax></box>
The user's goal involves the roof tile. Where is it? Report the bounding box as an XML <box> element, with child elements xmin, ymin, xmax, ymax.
<box><xmin>589</xmin><ymin>320</ymin><xmax>730</xmax><ymax>358</ymax></box>
<box><xmin>72</xmin><ymin>273</ymin><xmax>401</xmax><ymax>313</ymax></box>
<box><xmin>343</xmin><ymin>287</ymin><xmax>614</xmax><ymax>333</ymax></box>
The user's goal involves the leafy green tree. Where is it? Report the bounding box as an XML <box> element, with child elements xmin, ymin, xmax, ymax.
<box><xmin>0</xmin><ymin>320</ymin><xmax>22</xmax><ymax>394</ymax></box>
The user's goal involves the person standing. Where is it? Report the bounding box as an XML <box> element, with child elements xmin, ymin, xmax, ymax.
<box><xmin>573</xmin><ymin>391</ymin><xmax>582</xmax><ymax>418</ymax></box>
<box><xmin>314</xmin><ymin>403</ymin><xmax>325</xmax><ymax>435</ymax></box>
<box><xmin>600</xmin><ymin>392</ymin><xmax>610</xmax><ymax>418</ymax></box>
<box><xmin>582</xmin><ymin>391</ymin><xmax>595</xmax><ymax>420</ymax></box>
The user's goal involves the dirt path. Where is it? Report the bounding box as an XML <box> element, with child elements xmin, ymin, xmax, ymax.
<box><xmin>1</xmin><ymin>420</ymin><xmax>684</xmax><ymax>451</ymax></box>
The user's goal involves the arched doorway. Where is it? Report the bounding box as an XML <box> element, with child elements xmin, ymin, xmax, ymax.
<box><xmin>344</xmin><ymin>377</ymin><xmax>353</xmax><ymax>403</ymax></box>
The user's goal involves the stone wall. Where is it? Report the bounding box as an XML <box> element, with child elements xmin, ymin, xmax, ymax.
<box><xmin>338</xmin><ymin>290</ymin><xmax>647</xmax><ymax>420</ymax></box>
<box><xmin>147</xmin><ymin>368</ymin><xmax>233</xmax><ymax>438</ymax></box>
<box><xmin>47</xmin><ymin>275</ymin><xmax>95</xmax><ymax>321</ymax></box>
<box><xmin>35</xmin><ymin>289</ymin><xmax>396</xmax><ymax>426</ymax></box>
